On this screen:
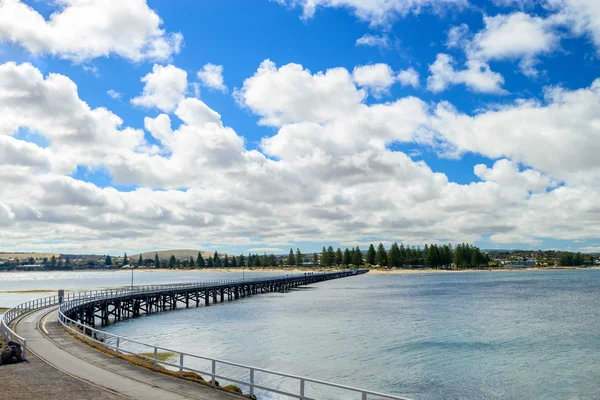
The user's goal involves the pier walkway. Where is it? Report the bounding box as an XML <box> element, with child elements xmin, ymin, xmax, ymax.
<box><xmin>13</xmin><ymin>307</ymin><xmax>238</xmax><ymax>399</ymax></box>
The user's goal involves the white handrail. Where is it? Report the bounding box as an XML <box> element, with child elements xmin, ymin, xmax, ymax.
<box><xmin>55</xmin><ymin>270</ymin><xmax>409</xmax><ymax>400</ymax></box>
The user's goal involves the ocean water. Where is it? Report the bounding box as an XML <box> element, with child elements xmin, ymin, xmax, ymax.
<box><xmin>3</xmin><ymin>269</ymin><xmax>600</xmax><ymax>399</ymax></box>
<box><xmin>99</xmin><ymin>269</ymin><xmax>600</xmax><ymax>400</ymax></box>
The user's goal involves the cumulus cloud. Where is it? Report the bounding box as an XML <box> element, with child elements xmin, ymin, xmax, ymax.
<box><xmin>0</xmin><ymin>0</ymin><xmax>182</xmax><ymax>62</ymax></box>
<box><xmin>431</xmin><ymin>79</ymin><xmax>600</xmax><ymax>184</ymax></box>
<box><xmin>547</xmin><ymin>0</ymin><xmax>600</xmax><ymax>53</ymax></box>
<box><xmin>352</xmin><ymin>63</ymin><xmax>396</xmax><ymax>97</ymax></box>
<box><xmin>131</xmin><ymin>64</ymin><xmax>188</xmax><ymax>113</ymax></box>
<box><xmin>427</xmin><ymin>53</ymin><xmax>506</xmax><ymax>93</ymax></box>
<box><xmin>397</xmin><ymin>67</ymin><xmax>420</xmax><ymax>88</ymax></box>
<box><xmin>2</xmin><ymin>60</ymin><xmax>600</xmax><ymax>252</ymax></box>
<box><xmin>197</xmin><ymin>63</ymin><xmax>227</xmax><ymax>92</ymax></box>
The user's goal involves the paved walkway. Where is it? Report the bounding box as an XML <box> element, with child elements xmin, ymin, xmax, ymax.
<box><xmin>13</xmin><ymin>307</ymin><xmax>241</xmax><ymax>400</ymax></box>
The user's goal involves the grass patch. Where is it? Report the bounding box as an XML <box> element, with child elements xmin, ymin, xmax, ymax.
<box><xmin>0</xmin><ymin>307</ymin><xmax>8</xmax><ymax>313</ymax></box>
<box><xmin>139</xmin><ymin>351</ymin><xmax>176</xmax><ymax>361</ymax></box>
<box><xmin>65</xmin><ymin>328</ymin><xmax>253</xmax><ymax>397</ymax></box>
<box><xmin>0</xmin><ymin>289</ymin><xmax>63</xmax><ymax>294</ymax></box>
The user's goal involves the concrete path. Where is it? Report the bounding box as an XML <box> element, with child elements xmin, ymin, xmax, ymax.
<box><xmin>14</xmin><ymin>307</ymin><xmax>241</xmax><ymax>400</ymax></box>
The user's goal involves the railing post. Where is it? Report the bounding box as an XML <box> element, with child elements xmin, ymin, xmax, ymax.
<box><xmin>249</xmin><ymin>368</ymin><xmax>254</xmax><ymax>396</ymax></box>
<box><xmin>115</xmin><ymin>337</ymin><xmax>120</xmax><ymax>357</ymax></box>
<box><xmin>211</xmin><ymin>360</ymin><xmax>216</xmax><ymax>387</ymax></box>
<box><xmin>153</xmin><ymin>347</ymin><xmax>158</xmax><ymax>371</ymax></box>
<box><xmin>300</xmin><ymin>378</ymin><xmax>305</xmax><ymax>399</ymax></box>
<box><xmin>362</xmin><ymin>391</ymin><xmax>368</xmax><ymax>400</ymax></box>
<box><xmin>22</xmin><ymin>339</ymin><xmax>26</xmax><ymax>360</ymax></box>
<box><xmin>179</xmin><ymin>353</ymin><xmax>184</xmax><ymax>377</ymax></box>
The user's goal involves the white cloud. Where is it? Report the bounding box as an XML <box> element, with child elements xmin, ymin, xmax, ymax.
<box><xmin>274</xmin><ymin>0</ymin><xmax>468</xmax><ymax>26</ymax></box>
<box><xmin>131</xmin><ymin>64</ymin><xmax>188</xmax><ymax>113</ymax></box>
<box><xmin>548</xmin><ymin>0</ymin><xmax>600</xmax><ymax>53</ymax></box>
<box><xmin>468</xmin><ymin>12</ymin><xmax>559</xmax><ymax>77</ymax></box>
<box><xmin>397</xmin><ymin>67</ymin><xmax>420</xmax><ymax>88</ymax></box>
<box><xmin>197</xmin><ymin>63</ymin><xmax>227</xmax><ymax>92</ymax></box>
<box><xmin>3</xmin><ymin>60</ymin><xmax>600</xmax><ymax>252</ymax></box>
<box><xmin>446</xmin><ymin>23</ymin><xmax>469</xmax><ymax>48</ymax></box>
<box><xmin>0</xmin><ymin>0</ymin><xmax>182</xmax><ymax>62</ymax></box>
<box><xmin>352</xmin><ymin>63</ymin><xmax>396</xmax><ymax>97</ymax></box>
<box><xmin>235</xmin><ymin>59</ymin><xmax>366</xmax><ymax>127</ymax></box>
<box><xmin>107</xmin><ymin>89</ymin><xmax>122</xmax><ymax>100</ymax></box>
<box><xmin>355</xmin><ymin>33</ymin><xmax>389</xmax><ymax>48</ymax></box>
<box><xmin>431</xmin><ymin>79</ymin><xmax>600</xmax><ymax>184</ymax></box>
<box><xmin>427</xmin><ymin>53</ymin><xmax>506</xmax><ymax>93</ymax></box>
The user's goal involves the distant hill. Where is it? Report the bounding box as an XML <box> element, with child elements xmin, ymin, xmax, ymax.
<box><xmin>129</xmin><ymin>249</ymin><xmax>225</xmax><ymax>261</ymax></box>
<box><xmin>0</xmin><ymin>252</ymin><xmax>60</xmax><ymax>261</ymax></box>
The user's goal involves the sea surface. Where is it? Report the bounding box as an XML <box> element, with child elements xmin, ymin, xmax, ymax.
<box><xmin>3</xmin><ymin>269</ymin><xmax>600</xmax><ymax>399</ymax></box>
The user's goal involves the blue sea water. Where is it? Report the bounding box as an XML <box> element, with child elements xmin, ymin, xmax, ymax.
<box><xmin>99</xmin><ymin>269</ymin><xmax>600</xmax><ymax>400</ymax></box>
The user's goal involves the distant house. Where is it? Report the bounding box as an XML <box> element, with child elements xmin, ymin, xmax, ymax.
<box><xmin>301</xmin><ymin>261</ymin><xmax>315</xmax><ymax>267</ymax></box>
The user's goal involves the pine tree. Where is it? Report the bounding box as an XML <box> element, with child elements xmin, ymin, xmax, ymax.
<box><xmin>262</xmin><ymin>253</ymin><xmax>268</xmax><ymax>267</ymax></box>
<box><xmin>312</xmin><ymin>252</ymin><xmax>319</xmax><ymax>266</ymax></box>
<box><xmin>343</xmin><ymin>248</ymin><xmax>351</xmax><ymax>265</ymax></box>
<box><xmin>295</xmin><ymin>248</ymin><xmax>303</xmax><ymax>266</ymax></box>
<box><xmin>155</xmin><ymin>253</ymin><xmax>160</xmax><ymax>269</ymax></box>
<box><xmin>354</xmin><ymin>246</ymin><xmax>363</xmax><ymax>266</ymax></box>
<box><xmin>375</xmin><ymin>243</ymin><xmax>387</xmax><ymax>267</ymax></box>
<box><xmin>269</xmin><ymin>254</ymin><xmax>276</xmax><ymax>266</ymax></box>
<box><xmin>207</xmin><ymin>257</ymin><xmax>214</xmax><ymax>268</ymax></box>
<box><xmin>189</xmin><ymin>256</ymin><xmax>195</xmax><ymax>268</ymax></box>
<box><xmin>169</xmin><ymin>255</ymin><xmax>176</xmax><ymax>269</ymax></box>
<box><xmin>335</xmin><ymin>248</ymin><xmax>343</xmax><ymax>265</ymax></box>
<box><xmin>105</xmin><ymin>255</ymin><xmax>112</xmax><ymax>266</ymax></box>
<box><xmin>327</xmin><ymin>246</ymin><xmax>335</xmax><ymax>267</ymax></box>
<box><xmin>288</xmin><ymin>248</ymin><xmax>295</xmax><ymax>266</ymax></box>
<box><xmin>238</xmin><ymin>254</ymin><xmax>245</xmax><ymax>268</ymax></box>
<box><xmin>223</xmin><ymin>254</ymin><xmax>229</xmax><ymax>268</ymax></box>
<box><xmin>123</xmin><ymin>253</ymin><xmax>129</xmax><ymax>265</ymax></box>
<box><xmin>197</xmin><ymin>252</ymin><xmax>205</xmax><ymax>268</ymax></box>
<box><xmin>138</xmin><ymin>254</ymin><xmax>143</xmax><ymax>267</ymax></box>
<box><xmin>389</xmin><ymin>242</ymin><xmax>401</xmax><ymax>268</ymax></box>
<box><xmin>254</xmin><ymin>255</ymin><xmax>262</xmax><ymax>267</ymax></box>
<box><xmin>367</xmin><ymin>244</ymin><xmax>376</xmax><ymax>265</ymax></box>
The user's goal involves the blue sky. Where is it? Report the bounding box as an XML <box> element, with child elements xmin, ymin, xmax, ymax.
<box><xmin>1</xmin><ymin>0</ymin><xmax>600</xmax><ymax>255</ymax></box>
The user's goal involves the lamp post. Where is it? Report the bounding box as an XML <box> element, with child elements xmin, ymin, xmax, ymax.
<box><xmin>131</xmin><ymin>268</ymin><xmax>134</xmax><ymax>290</ymax></box>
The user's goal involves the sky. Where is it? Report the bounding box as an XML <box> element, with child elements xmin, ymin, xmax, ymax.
<box><xmin>1</xmin><ymin>0</ymin><xmax>600</xmax><ymax>255</ymax></box>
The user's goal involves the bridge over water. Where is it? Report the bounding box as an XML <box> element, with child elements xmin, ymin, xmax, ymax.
<box><xmin>3</xmin><ymin>269</ymin><xmax>411</xmax><ymax>400</ymax></box>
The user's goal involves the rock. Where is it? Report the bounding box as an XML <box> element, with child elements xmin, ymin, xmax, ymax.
<box><xmin>0</xmin><ymin>341</ymin><xmax>23</xmax><ymax>365</ymax></box>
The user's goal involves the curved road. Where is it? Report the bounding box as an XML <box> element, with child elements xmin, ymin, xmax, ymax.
<box><xmin>14</xmin><ymin>307</ymin><xmax>241</xmax><ymax>400</ymax></box>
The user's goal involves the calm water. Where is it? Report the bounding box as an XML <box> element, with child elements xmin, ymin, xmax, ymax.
<box><xmin>4</xmin><ymin>269</ymin><xmax>600</xmax><ymax>399</ymax></box>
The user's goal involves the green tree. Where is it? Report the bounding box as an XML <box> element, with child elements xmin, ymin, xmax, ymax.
<box><xmin>388</xmin><ymin>242</ymin><xmax>401</xmax><ymax>268</ymax></box>
<box><xmin>288</xmin><ymin>248</ymin><xmax>295</xmax><ymax>266</ymax></box>
<box><xmin>353</xmin><ymin>246</ymin><xmax>363</xmax><ymax>266</ymax></box>
<box><xmin>231</xmin><ymin>256</ymin><xmax>238</xmax><ymax>268</ymax></box>
<box><xmin>137</xmin><ymin>254</ymin><xmax>143</xmax><ymax>266</ymax></box>
<box><xmin>155</xmin><ymin>253</ymin><xmax>160</xmax><ymax>269</ymax></box>
<box><xmin>335</xmin><ymin>248</ymin><xmax>343</xmax><ymax>265</ymax></box>
<box><xmin>327</xmin><ymin>246</ymin><xmax>335</xmax><ymax>266</ymax></box>
<box><xmin>197</xmin><ymin>252</ymin><xmax>205</xmax><ymax>268</ymax></box>
<box><xmin>295</xmin><ymin>248</ymin><xmax>303</xmax><ymax>266</ymax></box>
<box><xmin>375</xmin><ymin>243</ymin><xmax>387</xmax><ymax>267</ymax></box>
<box><xmin>238</xmin><ymin>254</ymin><xmax>246</xmax><ymax>267</ymax></box>
<box><xmin>105</xmin><ymin>255</ymin><xmax>112</xmax><ymax>266</ymax></box>
<box><xmin>207</xmin><ymin>257</ymin><xmax>214</xmax><ymax>268</ymax></box>
<box><xmin>223</xmin><ymin>254</ymin><xmax>229</xmax><ymax>268</ymax></box>
<box><xmin>189</xmin><ymin>256</ymin><xmax>195</xmax><ymax>268</ymax></box>
<box><xmin>213</xmin><ymin>251</ymin><xmax>222</xmax><ymax>267</ymax></box>
<box><xmin>123</xmin><ymin>253</ymin><xmax>129</xmax><ymax>265</ymax></box>
<box><xmin>367</xmin><ymin>244</ymin><xmax>376</xmax><ymax>265</ymax></box>
<box><xmin>343</xmin><ymin>248</ymin><xmax>351</xmax><ymax>265</ymax></box>
<box><xmin>312</xmin><ymin>252</ymin><xmax>319</xmax><ymax>266</ymax></box>
<box><xmin>169</xmin><ymin>255</ymin><xmax>176</xmax><ymax>268</ymax></box>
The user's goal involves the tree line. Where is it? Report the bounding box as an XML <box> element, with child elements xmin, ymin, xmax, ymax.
<box><xmin>131</xmin><ymin>243</ymin><xmax>490</xmax><ymax>269</ymax></box>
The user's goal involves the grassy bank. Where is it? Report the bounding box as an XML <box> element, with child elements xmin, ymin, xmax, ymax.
<box><xmin>66</xmin><ymin>329</ymin><xmax>255</xmax><ymax>399</ymax></box>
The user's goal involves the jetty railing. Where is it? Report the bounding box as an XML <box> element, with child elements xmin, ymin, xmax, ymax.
<box><xmin>55</xmin><ymin>270</ymin><xmax>409</xmax><ymax>400</ymax></box>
